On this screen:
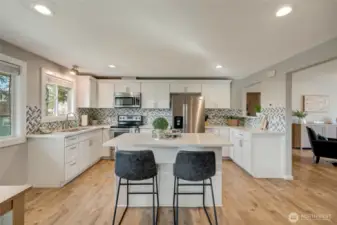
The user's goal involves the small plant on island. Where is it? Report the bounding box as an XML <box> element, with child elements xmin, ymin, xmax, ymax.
<box><xmin>152</xmin><ymin>117</ymin><xmax>169</xmax><ymax>130</ymax></box>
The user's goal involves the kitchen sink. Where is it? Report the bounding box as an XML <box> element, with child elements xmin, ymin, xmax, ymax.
<box><xmin>59</xmin><ymin>128</ymin><xmax>90</xmax><ymax>132</ymax></box>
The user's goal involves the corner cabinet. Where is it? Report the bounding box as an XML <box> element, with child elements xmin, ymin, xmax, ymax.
<box><xmin>202</xmin><ymin>82</ymin><xmax>231</xmax><ymax>108</ymax></box>
<box><xmin>141</xmin><ymin>82</ymin><xmax>170</xmax><ymax>109</ymax></box>
<box><xmin>28</xmin><ymin>129</ymin><xmax>103</xmax><ymax>187</ymax></box>
<box><xmin>98</xmin><ymin>80</ymin><xmax>115</xmax><ymax>108</ymax></box>
<box><xmin>77</xmin><ymin>76</ymin><xmax>97</xmax><ymax>108</ymax></box>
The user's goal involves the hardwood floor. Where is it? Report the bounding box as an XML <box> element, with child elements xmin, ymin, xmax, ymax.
<box><xmin>25</xmin><ymin>150</ymin><xmax>337</xmax><ymax>225</ymax></box>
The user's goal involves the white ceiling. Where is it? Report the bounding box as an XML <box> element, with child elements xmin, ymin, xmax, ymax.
<box><xmin>1</xmin><ymin>0</ymin><xmax>337</xmax><ymax>79</ymax></box>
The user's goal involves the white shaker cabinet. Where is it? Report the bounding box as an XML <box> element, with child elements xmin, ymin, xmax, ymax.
<box><xmin>114</xmin><ymin>82</ymin><xmax>141</xmax><ymax>93</ymax></box>
<box><xmin>202</xmin><ymin>83</ymin><xmax>231</xmax><ymax>109</ymax></box>
<box><xmin>77</xmin><ymin>76</ymin><xmax>97</xmax><ymax>108</ymax></box>
<box><xmin>97</xmin><ymin>80</ymin><xmax>115</xmax><ymax>108</ymax></box>
<box><xmin>170</xmin><ymin>83</ymin><xmax>202</xmax><ymax>93</ymax></box>
<box><xmin>141</xmin><ymin>83</ymin><xmax>170</xmax><ymax>109</ymax></box>
<box><xmin>205</xmin><ymin>127</ymin><xmax>230</xmax><ymax>158</ymax></box>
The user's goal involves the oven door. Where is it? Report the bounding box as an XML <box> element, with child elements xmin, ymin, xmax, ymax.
<box><xmin>109</xmin><ymin>128</ymin><xmax>130</xmax><ymax>160</ymax></box>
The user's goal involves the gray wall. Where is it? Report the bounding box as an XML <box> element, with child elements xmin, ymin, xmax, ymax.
<box><xmin>0</xmin><ymin>39</ymin><xmax>67</xmax><ymax>184</ymax></box>
<box><xmin>233</xmin><ymin>36</ymin><xmax>337</xmax><ymax>109</ymax></box>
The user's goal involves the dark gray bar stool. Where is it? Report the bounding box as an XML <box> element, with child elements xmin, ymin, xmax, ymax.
<box><xmin>112</xmin><ymin>150</ymin><xmax>159</xmax><ymax>225</ymax></box>
<box><xmin>173</xmin><ymin>151</ymin><xmax>218</xmax><ymax>225</ymax></box>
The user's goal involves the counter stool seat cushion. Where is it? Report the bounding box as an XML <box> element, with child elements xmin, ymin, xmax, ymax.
<box><xmin>173</xmin><ymin>151</ymin><xmax>215</xmax><ymax>181</ymax></box>
<box><xmin>115</xmin><ymin>150</ymin><xmax>157</xmax><ymax>180</ymax></box>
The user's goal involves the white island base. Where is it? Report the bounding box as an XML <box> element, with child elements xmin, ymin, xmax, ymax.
<box><xmin>103</xmin><ymin>133</ymin><xmax>232</xmax><ymax>207</ymax></box>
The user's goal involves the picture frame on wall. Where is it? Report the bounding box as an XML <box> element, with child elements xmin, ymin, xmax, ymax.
<box><xmin>302</xmin><ymin>95</ymin><xmax>329</xmax><ymax>112</ymax></box>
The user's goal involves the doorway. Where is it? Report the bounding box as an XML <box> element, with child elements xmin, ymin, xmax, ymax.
<box><xmin>246</xmin><ymin>92</ymin><xmax>261</xmax><ymax>116</ymax></box>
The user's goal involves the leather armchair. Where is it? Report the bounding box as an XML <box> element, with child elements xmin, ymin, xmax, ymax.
<box><xmin>306</xmin><ymin>127</ymin><xmax>337</xmax><ymax>163</ymax></box>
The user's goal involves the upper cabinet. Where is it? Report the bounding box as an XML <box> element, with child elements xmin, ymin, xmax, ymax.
<box><xmin>170</xmin><ymin>83</ymin><xmax>202</xmax><ymax>93</ymax></box>
<box><xmin>202</xmin><ymin>82</ymin><xmax>231</xmax><ymax>109</ymax></box>
<box><xmin>77</xmin><ymin>76</ymin><xmax>97</xmax><ymax>108</ymax></box>
<box><xmin>141</xmin><ymin>82</ymin><xmax>170</xmax><ymax>109</ymax></box>
<box><xmin>97</xmin><ymin>80</ymin><xmax>115</xmax><ymax>108</ymax></box>
<box><xmin>114</xmin><ymin>82</ymin><xmax>141</xmax><ymax>93</ymax></box>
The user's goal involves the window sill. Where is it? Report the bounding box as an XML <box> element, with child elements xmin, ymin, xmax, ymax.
<box><xmin>41</xmin><ymin>116</ymin><xmax>76</xmax><ymax>123</ymax></box>
<box><xmin>0</xmin><ymin>137</ymin><xmax>26</xmax><ymax>149</ymax></box>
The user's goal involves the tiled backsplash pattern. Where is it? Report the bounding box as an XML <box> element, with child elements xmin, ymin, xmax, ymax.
<box><xmin>78</xmin><ymin>108</ymin><xmax>243</xmax><ymax>126</ymax></box>
<box><xmin>26</xmin><ymin>106</ymin><xmax>77</xmax><ymax>134</ymax></box>
<box><xmin>26</xmin><ymin>105</ymin><xmax>285</xmax><ymax>134</ymax></box>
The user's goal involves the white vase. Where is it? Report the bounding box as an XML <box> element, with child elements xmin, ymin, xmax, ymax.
<box><xmin>256</xmin><ymin>113</ymin><xmax>262</xmax><ymax>117</ymax></box>
<box><xmin>298</xmin><ymin>118</ymin><xmax>307</xmax><ymax>124</ymax></box>
<box><xmin>152</xmin><ymin>129</ymin><xmax>166</xmax><ymax>140</ymax></box>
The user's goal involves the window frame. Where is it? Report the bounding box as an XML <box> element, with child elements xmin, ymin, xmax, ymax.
<box><xmin>0</xmin><ymin>53</ymin><xmax>26</xmax><ymax>148</ymax></box>
<box><xmin>41</xmin><ymin>68</ymin><xmax>76</xmax><ymax>123</ymax></box>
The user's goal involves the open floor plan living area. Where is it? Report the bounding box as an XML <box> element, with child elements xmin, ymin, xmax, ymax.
<box><xmin>1</xmin><ymin>0</ymin><xmax>337</xmax><ymax>224</ymax></box>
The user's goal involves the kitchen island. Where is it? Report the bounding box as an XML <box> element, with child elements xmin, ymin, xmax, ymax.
<box><xmin>103</xmin><ymin>133</ymin><xmax>232</xmax><ymax>207</ymax></box>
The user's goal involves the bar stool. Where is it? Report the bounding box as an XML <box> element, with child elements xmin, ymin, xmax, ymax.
<box><xmin>173</xmin><ymin>151</ymin><xmax>218</xmax><ymax>225</ymax></box>
<box><xmin>112</xmin><ymin>150</ymin><xmax>159</xmax><ymax>225</ymax></box>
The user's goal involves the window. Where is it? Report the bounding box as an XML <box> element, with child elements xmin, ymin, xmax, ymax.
<box><xmin>41</xmin><ymin>68</ymin><xmax>75</xmax><ymax>122</ymax></box>
<box><xmin>0</xmin><ymin>53</ymin><xmax>26</xmax><ymax>147</ymax></box>
<box><xmin>0</xmin><ymin>73</ymin><xmax>12</xmax><ymax>137</ymax></box>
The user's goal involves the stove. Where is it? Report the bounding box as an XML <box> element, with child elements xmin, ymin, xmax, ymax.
<box><xmin>109</xmin><ymin>115</ymin><xmax>143</xmax><ymax>160</ymax></box>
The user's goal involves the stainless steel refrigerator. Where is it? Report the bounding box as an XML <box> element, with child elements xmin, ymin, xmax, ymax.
<box><xmin>171</xmin><ymin>93</ymin><xmax>205</xmax><ymax>133</ymax></box>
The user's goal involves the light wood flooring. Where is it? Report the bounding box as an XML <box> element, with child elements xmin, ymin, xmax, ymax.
<box><xmin>25</xmin><ymin>150</ymin><xmax>337</xmax><ymax>225</ymax></box>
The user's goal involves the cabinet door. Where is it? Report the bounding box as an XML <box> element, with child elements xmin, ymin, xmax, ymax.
<box><xmin>78</xmin><ymin>140</ymin><xmax>90</xmax><ymax>171</ymax></box>
<box><xmin>242</xmin><ymin>140</ymin><xmax>251</xmax><ymax>172</ymax></box>
<box><xmin>98</xmin><ymin>81</ymin><xmax>115</xmax><ymax>108</ymax></box>
<box><xmin>89</xmin><ymin>78</ymin><xmax>97</xmax><ymax>108</ymax></box>
<box><xmin>102</xmin><ymin>129</ymin><xmax>111</xmax><ymax>157</ymax></box>
<box><xmin>115</xmin><ymin>82</ymin><xmax>141</xmax><ymax>93</ymax></box>
<box><xmin>141</xmin><ymin>83</ymin><xmax>170</xmax><ymax>109</ymax></box>
<box><xmin>170</xmin><ymin>83</ymin><xmax>201</xmax><ymax>93</ymax></box>
<box><xmin>202</xmin><ymin>84</ymin><xmax>230</xmax><ymax>109</ymax></box>
<box><xmin>325</xmin><ymin>125</ymin><xmax>337</xmax><ymax>139</ymax></box>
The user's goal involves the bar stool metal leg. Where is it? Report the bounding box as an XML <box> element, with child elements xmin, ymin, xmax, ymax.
<box><xmin>155</xmin><ymin>176</ymin><xmax>160</xmax><ymax>225</ymax></box>
<box><xmin>173</xmin><ymin>177</ymin><xmax>176</xmax><ymax>225</ymax></box>
<box><xmin>112</xmin><ymin>178</ymin><xmax>129</xmax><ymax>225</ymax></box>
<box><xmin>209</xmin><ymin>178</ymin><xmax>219</xmax><ymax>225</ymax></box>
<box><xmin>203</xmin><ymin>180</ymin><xmax>212</xmax><ymax>224</ymax></box>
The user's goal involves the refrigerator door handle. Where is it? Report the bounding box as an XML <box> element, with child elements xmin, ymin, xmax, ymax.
<box><xmin>183</xmin><ymin>103</ymin><xmax>188</xmax><ymax>133</ymax></box>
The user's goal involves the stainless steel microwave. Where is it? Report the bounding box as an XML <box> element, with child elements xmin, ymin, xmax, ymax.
<box><xmin>114</xmin><ymin>92</ymin><xmax>141</xmax><ymax>108</ymax></box>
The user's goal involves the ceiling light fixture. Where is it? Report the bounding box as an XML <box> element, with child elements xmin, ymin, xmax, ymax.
<box><xmin>70</xmin><ymin>65</ymin><xmax>79</xmax><ymax>75</ymax></box>
<box><xmin>108</xmin><ymin>64</ymin><xmax>116</xmax><ymax>68</ymax></box>
<box><xmin>215</xmin><ymin>65</ymin><xmax>223</xmax><ymax>69</ymax></box>
<box><xmin>33</xmin><ymin>4</ymin><xmax>53</xmax><ymax>16</ymax></box>
<box><xmin>276</xmin><ymin>5</ymin><xmax>292</xmax><ymax>17</ymax></box>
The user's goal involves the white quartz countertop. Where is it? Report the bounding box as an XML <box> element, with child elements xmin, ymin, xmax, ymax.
<box><xmin>0</xmin><ymin>185</ymin><xmax>31</xmax><ymax>204</ymax></box>
<box><xmin>27</xmin><ymin>125</ymin><xmax>110</xmax><ymax>138</ymax></box>
<box><xmin>103</xmin><ymin>133</ymin><xmax>233</xmax><ymax>148</ymax></box>
<box><xmin>139</xmin><ymin>124</ymin><xmax>230</xmax><ymax>129</ymax></box>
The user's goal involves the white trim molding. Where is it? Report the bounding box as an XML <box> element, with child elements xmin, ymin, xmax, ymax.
<box><xmin>0</xmin><ymin>53</ymin><xmax>27</xmax><ymax>148</ymax></box>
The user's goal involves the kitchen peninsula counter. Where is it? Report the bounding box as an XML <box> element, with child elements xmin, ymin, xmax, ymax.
<box><xmin>103</xmin><ymin>133</ymin><xmax>232</xmax><ymax>207</ymax></box>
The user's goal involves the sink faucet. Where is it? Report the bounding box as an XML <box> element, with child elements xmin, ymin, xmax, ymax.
<box><xmin>63</xmin><ymin>112</ymin><xmax>78</xmax><ymax>130</ymax></box>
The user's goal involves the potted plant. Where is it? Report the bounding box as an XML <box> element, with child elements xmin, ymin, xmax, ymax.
<box><xmin>255</xmin><ymin>105</ymin><xmax>262</xmax><ymax>117</ymax></box>
<box><xmin>292</xmin><ymin>110</ymin><xmax>308</xmax><ymax>124</ymax></box>
<box><xmin>152</xmin><ymin>117</ymin><xmax>169</xmax><ymax>140</ymax></box>
<box><xmin>226</xmin><ymin>116</ymin><xmax>240</xmax><ymax>126</ymax></box>
<box><xmin>91</xmin><ymin>114</ymin><xmax>98</xmax><ymax>125</ymax></box>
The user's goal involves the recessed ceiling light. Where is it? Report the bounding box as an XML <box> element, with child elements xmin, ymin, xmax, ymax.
<box><xmin>33</xmin><ymin>4</ymin><xmax>53</xmax><ymax>16</ymax></box>
<box><xmin>276</xmin><ymin>5</ymin><xmax>292</xmax><ymax>17</ymax></box>
<box><xmin>215</xmin><ymin>65</ymin><xmax>223</xmax><ymax>69</ymax></box>
<box><xmin>108</xmin><ymin>64</ymin><xmax>116</xmax><ymax>68</ymax></box>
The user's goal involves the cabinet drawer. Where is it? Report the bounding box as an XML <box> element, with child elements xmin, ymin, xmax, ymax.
<box><xmin>65</xmin><ymin>136</ymin><xmax>78</xmax><ymax>147</ymax></box>
<box><xmin>65</xmin><ymin>144</ymin><xmax>78</xmax><ymax>163</ymax></box>
<box><xmin>65</xmin><ymin>161</ymin><xmax>78</xmax><ymax>181</ymax></box>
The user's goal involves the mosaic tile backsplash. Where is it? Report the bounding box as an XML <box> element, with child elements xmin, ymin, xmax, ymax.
<box><xmin>26</xmin><ymin>105</ymin><xmax>285</xmax><ymax>134</ymax></box>
<box><xmin>77</xmin><ymin>108</ymin><xmax>243</xmax><ymax>126</ymax></box>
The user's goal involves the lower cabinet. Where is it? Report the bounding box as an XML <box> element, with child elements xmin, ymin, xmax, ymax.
<box><xmin>28</xmin><ymin>129</ymin><xmax>103</xmax><ymax>187</ymax></box>
<box><xmin>206</xmin><ymin>127</ymin><xmax>230</xmax><ymax>158</ymax></box>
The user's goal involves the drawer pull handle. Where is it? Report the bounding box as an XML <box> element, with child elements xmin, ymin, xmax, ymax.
<box><xmin>68</xmin><ymin>137</ymin><xmax>77</xmax><ymax>141</ymax></box>
<box><xmin>70</xmin><ymin>146</ymin><xmax>77</xmax><ymax>150</ymax></box>
<box><xmin>70</xmin><ymin>162</ymin><xmax>76</xmax><ymax>166</ymax></box>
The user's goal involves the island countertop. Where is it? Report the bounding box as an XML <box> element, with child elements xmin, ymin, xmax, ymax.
<box><xmin>103</xmin><ymin>133</ymin><xmax>232</xmax><ymax>148</ymax></box>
